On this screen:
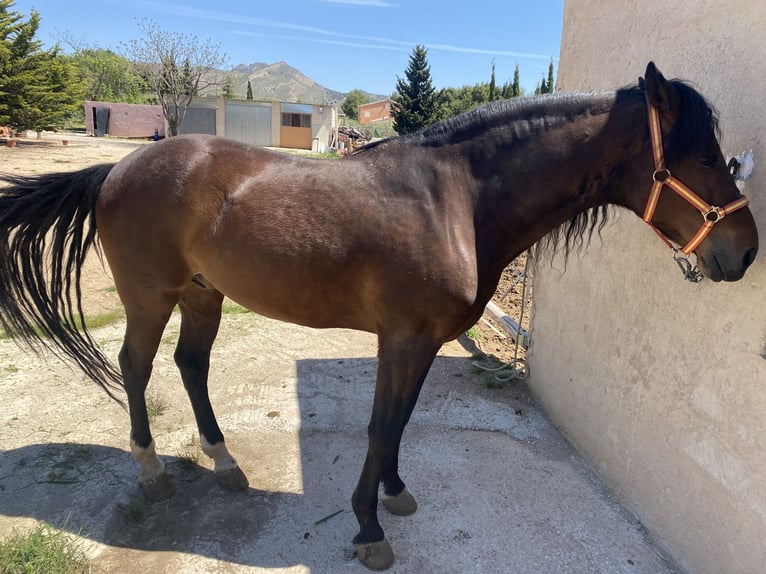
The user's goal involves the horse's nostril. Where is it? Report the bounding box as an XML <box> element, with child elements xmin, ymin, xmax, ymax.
<box><xmin>743</xmin><ymin>247</ymin><xmax>758</xmax><ymax>269</ymax></box>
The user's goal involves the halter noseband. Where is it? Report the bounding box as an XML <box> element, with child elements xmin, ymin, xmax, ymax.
<box><xmin>641</xmin><ymin>96</ymin><xmax>749</xmax><ymax>281</ymax></box>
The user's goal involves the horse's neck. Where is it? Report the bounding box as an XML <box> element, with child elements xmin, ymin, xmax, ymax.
<box><xmin>470</xmin><ymin>95</ymin><xmax>644</xmax><ymax>272</ymax></box>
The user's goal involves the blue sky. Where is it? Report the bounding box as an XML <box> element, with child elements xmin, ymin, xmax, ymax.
<box><xmin>13</xmin><ymin>0</ymin><xmax>564</xmax><ymax>96</ymax></box>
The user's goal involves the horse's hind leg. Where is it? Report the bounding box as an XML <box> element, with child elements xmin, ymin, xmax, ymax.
<box><xmin>174</xmin><ymin>279</ymin><xmax>248</xmax><ymax>492</ymax></box>
<box><xmin>120</xmin><ymin>298</ymin><xmax>178</xmax><ymax>501</ymax></box>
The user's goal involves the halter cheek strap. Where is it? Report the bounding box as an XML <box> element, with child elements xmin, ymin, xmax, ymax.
<box><xmin>641</xmin><ymin>97</ymin><xmax>749</xmax><ymax>280</ymax></box>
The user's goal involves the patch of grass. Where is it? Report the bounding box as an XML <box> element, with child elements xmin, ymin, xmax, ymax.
<box><xmin>0</xmin><ymin>522</ymin><xmax>93</xmax><ymax>574</ymax></box>
<box><xmin>221</xmin><ymin>302</ymin><xmax>249</xmax><ymax>315</ymax></box>
<box><xmin>146</xmin><ymin>393</ymin><xmax>169</xmax><ymax>423</ymax></box>
<box><xmin>176</xmin><ymin>435</ymin><xmax>202</xmax><ymax>470</ymax></box>
<box><xmin>118</xmin><ymin>500</ymin><xmax>145</xmax><ymax>525</ymax></box>
<box><xmin>160</xmin><ymin>334</ymin><xmax>177</xmax><ymax>346</ymax></box>
<box><xmin>279</xmin><ymin>149</ymin><xmax>342</xmax><ymax>159</ymax></box>
<box><xmin>5</xmin><ymin>364</ymin><xmax>18</xmax><ymax>373</ymax></box>
<box><xmin>83</xmin><ymin>309</ymin><xmax>125</xmax><ymax>330</ymax></box>
<box><xmin>483</xmin><ymin>378</ymin><xmax>505</xmax><ymax>390</ymax></box>
<box><xmin>465</xmin><ymin>326</ymin><xmax>482</xmax><ymax>341</ymax></box>
<box><xmin>0</xmin><ymin>308</ymin><xmax>129</xmax><ymax>340</ymax></box>
<box><xmin>102</xmin><ymin>285</ymin><xmax>117</xmax><ymax>293</ymax></box>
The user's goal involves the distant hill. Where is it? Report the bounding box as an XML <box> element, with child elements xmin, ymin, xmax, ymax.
<box><xmin>225</xmin><ymin>62</ymin><xmax>386</xmax><ymax>104</ymax></box>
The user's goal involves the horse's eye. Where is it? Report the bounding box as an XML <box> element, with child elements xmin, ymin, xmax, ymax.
<box><xmin>701</xmin><ymin>154</ymin><xmax>719</xmax><ymax>168</ymax></box>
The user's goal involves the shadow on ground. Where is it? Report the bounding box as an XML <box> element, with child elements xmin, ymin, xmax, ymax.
<box><xmin>1</xmin><ymin>343</ymin><xmax>677</xmax><ymax>573</ymax></box>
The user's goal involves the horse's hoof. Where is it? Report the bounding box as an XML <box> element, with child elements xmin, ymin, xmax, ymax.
<box><xmin>139</xmin><ymin>472</ymin><xmax>175</xmax><ymax>501</ymax></box>
<box><xmin>354</xmin><ymin>539</ymin><xmax>395</xmax><ymax>570</ymax></box>
<box><xmin>381</xmin><ymin>488</ymin><xmax>417</xmax><ymax>516</ymax></box>
<box><xmin>215</xmin><ymin>466</ymin><xmax>249</xmax><ymax>492</ymax></box>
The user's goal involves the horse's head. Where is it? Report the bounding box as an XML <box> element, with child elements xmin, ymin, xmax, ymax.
<box><xmin>634</xmin><ymin>62</ymin><xmax>758</xmax><ymax>282</ymax></box>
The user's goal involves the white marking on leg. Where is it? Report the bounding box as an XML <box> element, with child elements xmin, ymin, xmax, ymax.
<box><xmin>200</xmin><ymin>436</ymin><xmax>239</xmax><ymax>473</ymax></box>
<box><xmin>130</xmin><ymin>438</ymin><xmax>166</xmax><ymax>483</ymax></box>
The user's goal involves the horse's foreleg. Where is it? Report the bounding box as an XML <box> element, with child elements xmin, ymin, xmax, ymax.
<box><xmin>352</xmin><ymin>335</ymin><xmax>439</xmax><ymax>571</ymax></box>
<box><xmin>175</xmin><ymin>282</ymin><xmax>248</xmax><ymax>492</ymax></box>
<box><xmin>120</xmin><ymin>305</ymin><xmax>176</xmax><ymax>501</ymax></box>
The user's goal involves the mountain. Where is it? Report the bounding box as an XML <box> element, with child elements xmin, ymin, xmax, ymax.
<box><xmin>226</xmin><ymin>62</ymin><xmax>386</xmax><ymax>104</ymax></box>
<box><xmin>228</xmin><ymin>62</ymin><xmax>343</xmax><ymax>103</ymax></box>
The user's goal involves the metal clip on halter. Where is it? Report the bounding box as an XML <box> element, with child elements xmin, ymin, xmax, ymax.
<box><xmin>672</xmin><ymin>250</ymin><xmax>703</xmax><ymax>282</ymax></box>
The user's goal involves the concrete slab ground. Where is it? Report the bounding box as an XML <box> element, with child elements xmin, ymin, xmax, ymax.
<box><xmin>0</xmin><ymin>312</ymin><xmax>680</xmax><ymax>573</ymax></box>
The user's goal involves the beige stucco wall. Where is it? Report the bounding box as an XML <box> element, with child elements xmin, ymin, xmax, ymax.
<box><xmin>528</xmin><ymin>2</ymin><xmax>766</xmax><ymax>574</ymax></box>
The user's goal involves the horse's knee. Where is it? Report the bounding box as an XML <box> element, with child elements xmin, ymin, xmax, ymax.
<box><xmin>119</xmin><ymin>345</ymin><xmax>154</xmax><ymax>389</ymax></box>
<box><xmin>173</xmin><ymin>346</ymin><xmax>208</xmax><ymax>375</ymax></box>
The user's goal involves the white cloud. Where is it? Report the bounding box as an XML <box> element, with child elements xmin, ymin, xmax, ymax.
<box><xmin>137</xmin><ymin>1</ymin><xmax>550</xmax><ymax>60</ymax></box>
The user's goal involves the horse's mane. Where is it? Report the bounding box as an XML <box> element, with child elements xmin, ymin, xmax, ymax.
<box><xmin>355</xmin><ymin>79</ymin><xmax>719</xmax><ymax>262</ymax></box>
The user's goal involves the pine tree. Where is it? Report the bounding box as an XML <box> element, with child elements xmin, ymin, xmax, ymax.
<box><xmin>391</xmin><ymin>44</ymin><xmax>438</xmax><ymax>135</ymax></box>
<box><xmin>0</xmin><ymin>0</ymin><xmax>83</xmax><ymax>132</ymax></box>
<box><xmin>246</xmin><ymin>80</ymin><xmax>253</xmax><ymax>100</ymax></box>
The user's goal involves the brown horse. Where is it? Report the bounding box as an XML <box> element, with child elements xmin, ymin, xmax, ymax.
<box><xmin>0</xmin><ymin>63</ymin><xmax>758</xmax><ymax>570</ymax></box>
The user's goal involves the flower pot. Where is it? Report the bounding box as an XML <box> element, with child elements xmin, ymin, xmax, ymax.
<box><xmin>6</xmin><ymin>139</ymin><xmax>16</xmax><ymax>147</ymax></box>
<box><xmin>62</xmin><ymin>140</ymin><xmax>69</xmax><ymax>146</ymax></box>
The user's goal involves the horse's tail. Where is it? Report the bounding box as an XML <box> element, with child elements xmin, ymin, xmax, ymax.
<box><xmin>0</xmin><ymin>164</ymin><xmax>124</xmax><ymax>401</ymax></box>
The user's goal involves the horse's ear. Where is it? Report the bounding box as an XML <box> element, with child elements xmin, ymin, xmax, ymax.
<box><xmin>644</xmin><ymin>62</ymin><xmax>680</xmax><ymax>118</ymax></box>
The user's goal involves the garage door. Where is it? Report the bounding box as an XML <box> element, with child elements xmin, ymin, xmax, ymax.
<box><xmin>225</xmin><ymin>103</ymin><xmax>272</xmax><ymax>146</ymax></box>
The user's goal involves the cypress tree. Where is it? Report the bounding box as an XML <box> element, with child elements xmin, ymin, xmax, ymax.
<box><xmin>488</xmin><ymin>60</ymin><xmax>497</xmax><ymax>102</ymax></box>
<box><xmin>246</xmin><ymin>79</ymin><xmax>253</xmax><ymax>100</ymax></box>
<box><xmin>546</xmin><ymin>58</ymin><xmax>555</xmax><ymax>94</ymax></box>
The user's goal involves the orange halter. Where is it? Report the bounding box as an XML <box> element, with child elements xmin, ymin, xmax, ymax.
<box><xmin>641</xmin><ymin>97</ymin><xmax>749</xmax><ymax>280</ymax></box>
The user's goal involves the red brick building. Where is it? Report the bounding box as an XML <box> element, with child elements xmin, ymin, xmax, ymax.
<box><xmin>358</xmin><ymin>99</ymin><xmax>393</xmax><ymax>125</ymax></box>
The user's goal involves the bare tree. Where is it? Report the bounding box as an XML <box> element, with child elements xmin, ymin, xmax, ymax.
<box><xmin>122</xmin><ymin>19</ymin><xmax>227</xmax><ymax>136</ymax></box>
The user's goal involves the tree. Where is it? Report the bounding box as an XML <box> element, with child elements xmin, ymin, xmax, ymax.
<box><xmin>391</xmin><ymin>44</ymin><xmax>438</xmax><ymax>135</ymax></box>
<box><xmin>63</xmin><ymin>40</ymin><xmax>145</xmax><ymax>103</ymax></box>
<box><xmin>488</xmin><ymin>60</ymin><xmax>497</xmax><ymax>102</ymax></box>
<box><xmin>221</xmin><ymin>77</ymin><xmax>235</xmax><ymax>99</ymax></box>
<box><xmin>246</xmin><ymin>80</ymin><xmax>253</xmax><ymax>100</ymax></box>
<box><xmin>512</xmin><ymin>64</ymin><xmax>521</xmax><ymax>97</ymax></box>
<box><xmin>122</xmin><ymin>19</ymin><xmax>227</xmax><ymax>136</ymax></box>
<box><xmin>0</xmin><ymin>1</ymin><xmax>84</xmax><ymax>132</ymax></box>
<box><xmin>546</xmin><ymin>58</ymin><xmax>555</xmax><ymax>94</ymax></box>
<box><xmin>341</xmin><ymin>88</ymin><xmax>369</xmax><ymax>120</ymax></box>
<box><xmin>536</xmin><ymin>58</ymin><xmax>556</xmax><ymax>95</ymax></box>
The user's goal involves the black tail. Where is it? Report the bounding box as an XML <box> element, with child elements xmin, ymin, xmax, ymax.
<box><xmin>0</xmin><ymin>164</ymin><xmax>123</xmax><ymax>401</ymax></box>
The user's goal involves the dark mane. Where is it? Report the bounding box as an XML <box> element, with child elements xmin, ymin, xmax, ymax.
<box><xmin>354</xmin><ymin>92</ymin><xmax>619</xmax><ymax>153</ymax></box>
<box><xmin>358</xmin><ymin>78</ymin><xmax>719</xmax><ymax>263</ymax></box>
